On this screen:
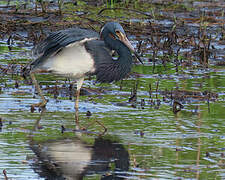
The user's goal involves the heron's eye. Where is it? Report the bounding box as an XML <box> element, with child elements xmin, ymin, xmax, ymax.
<box><xmin>109</xmin><ymin>33</ymin><xmax>116</xmax><ymax>40</ymax></box>
<box><xmin>115</xmin><ymin>30</ymin><xmax>121</xmax><ymax>37</ymax></box>
<box><xmin>115</xmin><ymin>30</ymin><xmax>124</xmax><ymax>41</ymax></box>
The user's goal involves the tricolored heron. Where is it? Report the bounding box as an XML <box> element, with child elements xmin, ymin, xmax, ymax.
<box><xmin>28</xmin><ymin>22</ymin><xmax>143</xmax><ymax>130</ymax></box>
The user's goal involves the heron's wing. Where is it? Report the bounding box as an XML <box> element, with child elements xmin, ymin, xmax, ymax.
<box><xmin>84</xmin><ymin>40</ymin><xmax>113</xmax><ymax>64</ymax></box>
<box><xmin>31</xmin><ymin>28</ymin><xmax>99</xmax><ymax>68</ymax></box>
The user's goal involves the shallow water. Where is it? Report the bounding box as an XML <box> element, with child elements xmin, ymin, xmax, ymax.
<box><xmin>0</xmin><ymin>1</ymin><xmax>225</xmax><ymax>179</ymax></box>
<box><xmin>1</xmin><ymin>36</ymin><xmax>224</xmax><ymax>179</ymax></box>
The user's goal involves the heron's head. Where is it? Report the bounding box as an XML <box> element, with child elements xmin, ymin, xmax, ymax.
<box><xmin>100</xmin><ymin>22</ymin><xmax>143</xmax><ymax>64</ymax></box>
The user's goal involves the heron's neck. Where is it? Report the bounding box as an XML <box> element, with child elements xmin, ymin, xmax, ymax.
<box><xmin>105</xmin><ymin>36</ymin><xmax>132</xmax><ymax>65</ymax></box>
<box><xmin>93</xmin><ymin>35</ymin><xmax>133</xmax><ymax>83</ymax></box>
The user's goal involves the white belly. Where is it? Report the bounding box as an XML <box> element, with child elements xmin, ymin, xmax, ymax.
<box><xmin>42</xmin><ymin>41</ymin><xmax>95</xmax><ymax>78</ymax></box>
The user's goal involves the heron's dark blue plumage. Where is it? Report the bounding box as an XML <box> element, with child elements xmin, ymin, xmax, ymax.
<box><xmin>84</xmin><ymin>39</ymin><xmax>132</xmax><ymax>83</ymax></box>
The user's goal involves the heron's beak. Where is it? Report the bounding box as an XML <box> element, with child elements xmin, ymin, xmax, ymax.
<box><xmin>116</xmin><ymin>31</ymin><xmax>144</xmax><ymax>65</ymax></box>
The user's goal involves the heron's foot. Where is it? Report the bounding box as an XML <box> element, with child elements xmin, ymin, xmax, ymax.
<box><xmin>74</xmin><ymin>117</ymin><xmax>107</xmax><ymax>135</ymax></box>
<box><xmin>84</xmin><ymin>120</ymin><xmax>107</xmax><ymax>135</ymax></box>
<box><xmin>31</xmin><ymin>99</ymin><xmax>48</xmax><ymax>113</ymax></box>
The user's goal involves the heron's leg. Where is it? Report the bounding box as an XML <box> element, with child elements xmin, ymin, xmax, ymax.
<box><xmin>75</xmin><ymin>77</ymin><xmax>84</xmax><ymax>130</ymax></box>
<box><xmin>30</xmin><ymin>72</ymin><xmax>48</xmax><ymax>109</ymax></box>
<box><xmin>32</xmin><ymin>108</ymin><xmax>46</xmax><ymax>131</ymax></box>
